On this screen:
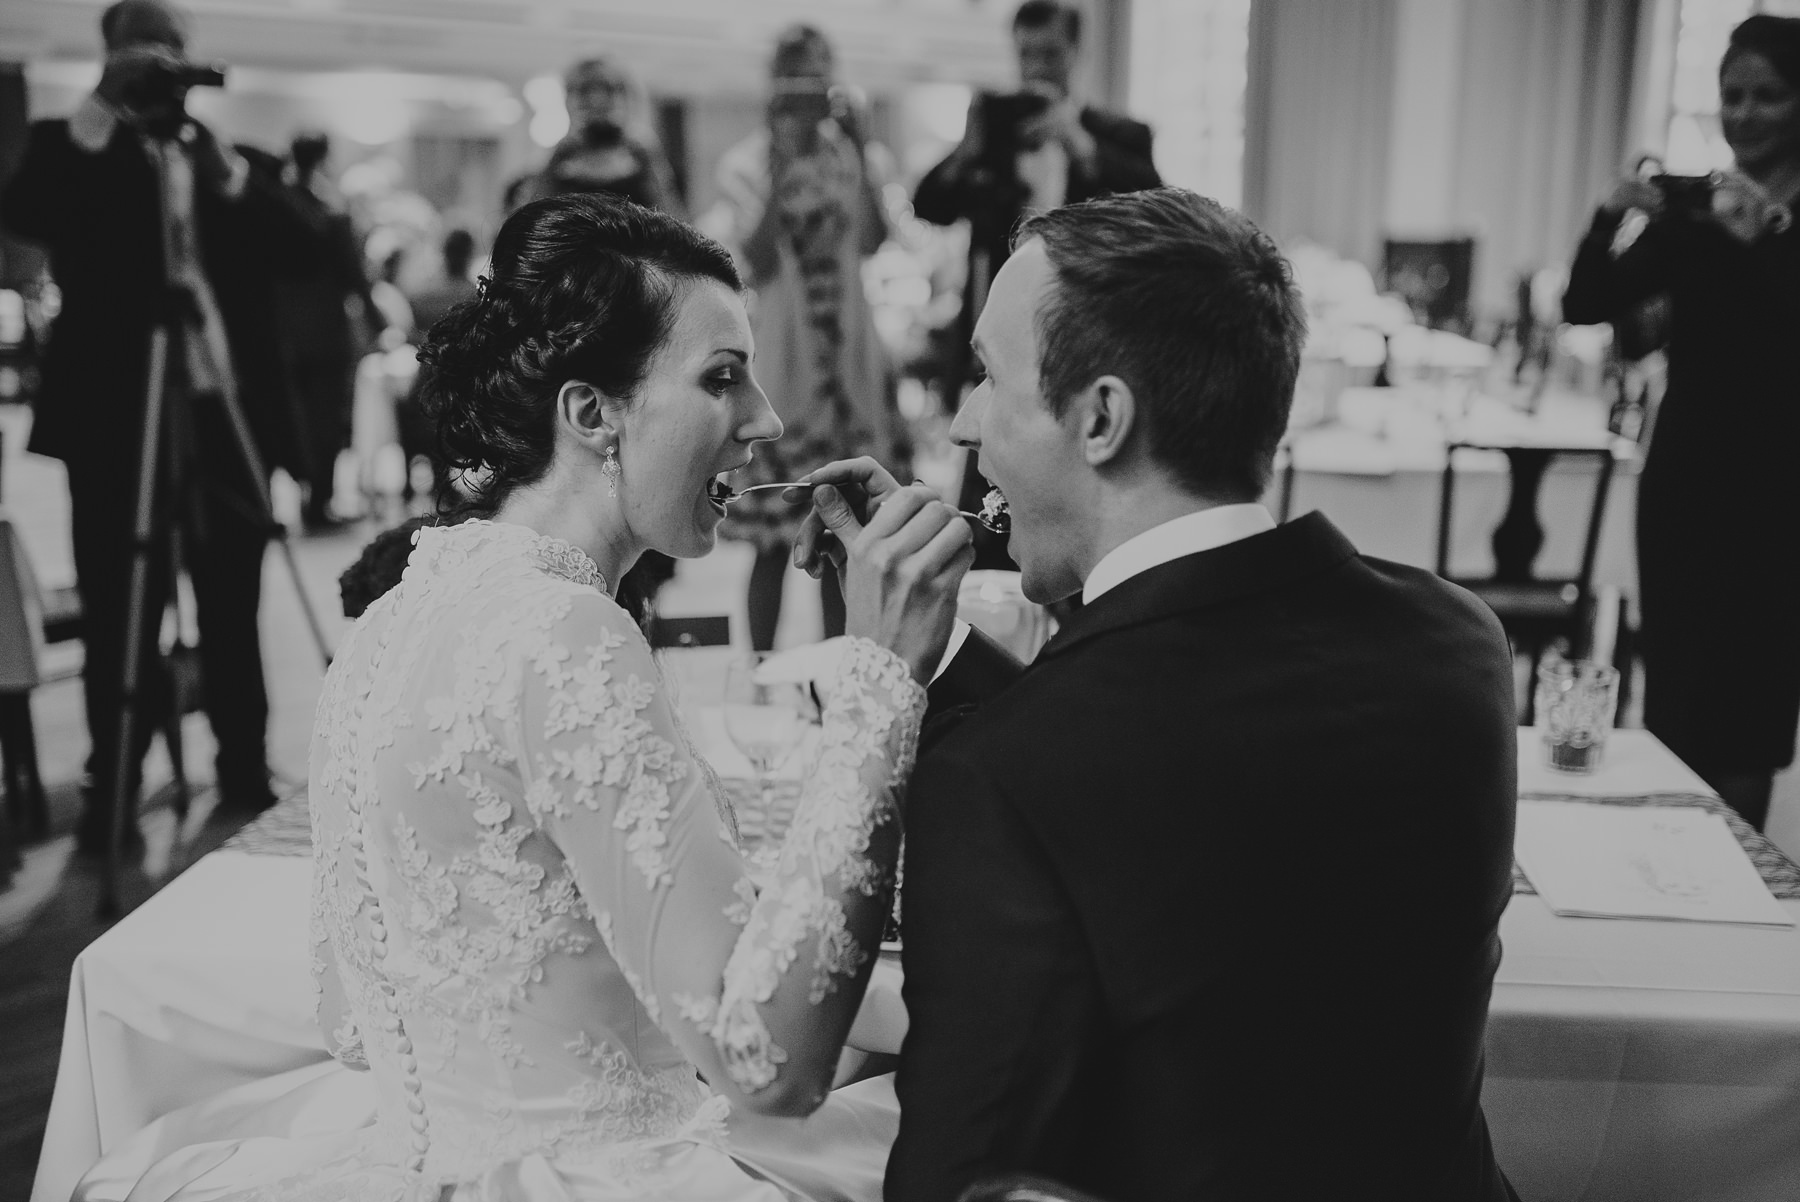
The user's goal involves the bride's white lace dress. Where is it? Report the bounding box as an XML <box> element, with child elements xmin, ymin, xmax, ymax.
<box><xmin>80</xmin><ymin>521</ymin><xmax>919</xmax><ymax>1201</ymax></box>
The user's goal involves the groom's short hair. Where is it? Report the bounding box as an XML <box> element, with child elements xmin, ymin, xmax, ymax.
<box><xmin>1017</xmin><ymin>188</ymin><xmax>1306</xmax><ymax>502</ymax></box>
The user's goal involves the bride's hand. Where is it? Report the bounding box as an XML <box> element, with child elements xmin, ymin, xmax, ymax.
<box><xmin>788</xmin><ymin>456</ymin><xmax>906</xmax><ymax>580</ymax></box>
<box><xmin>813</xmin><ymin>479</ymin><xmax>972</xmax><ymax>683</ymax></box>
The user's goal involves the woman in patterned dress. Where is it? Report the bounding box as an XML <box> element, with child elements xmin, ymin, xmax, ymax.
<box><xmin>703</xmin><ymin>25</ymin><xmax>903</xmax><ymax>650</ymax></box>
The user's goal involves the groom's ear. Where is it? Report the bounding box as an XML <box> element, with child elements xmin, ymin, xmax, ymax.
<box><xmin>1076</xmin><ymin>374</ymin><xmax>1137</xmax><ymax>468</ymax></box>
<box><xmin>555</xmin><ymin>379</ymin><xmax>620</xmax><ymax>452</ymax></box>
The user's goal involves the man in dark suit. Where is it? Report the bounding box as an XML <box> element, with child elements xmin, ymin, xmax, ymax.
<box><xmin>799</xmin><ymin>189</ymin><xmax>1520</xmax><ymax>1202</ymax></box>
<box><xmin>0</xmin><ymin>0</ymin><xmax>321</xmax><ymax>849</ymax></box>
<box><xmin>913</xmin><ymin>0</ymin><xmax>1160</xmax><ymax>570</ymax></box>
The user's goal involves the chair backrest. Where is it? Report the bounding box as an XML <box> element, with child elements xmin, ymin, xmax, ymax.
<box><xmin>1435</xmin><ymin>442</ymin><xmax>1616</xmax><ymax>595</ymax></box>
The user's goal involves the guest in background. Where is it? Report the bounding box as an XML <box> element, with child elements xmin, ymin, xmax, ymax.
<box><xmin>405</xmin><ymin>227</ymin><xmax>479</xmax><ymax>339</ymax></box>
<box><xmin>913</xmin><ymin>0</ymin><xmax>1161</xmax><ymax>569</ymax></box>
<box><xmin>274</xmin><ymin>130</ymin><xmax>382</xmax><ymax>531</ymax></box>
<box><xmin>506</xmin><ymin>56</ymin><xmax>682</xmax><ymax>216</ymax></box>
<box><xmin>365</xmin><ymin>233</ymin><xmax>414</xmax><ymax>341</ymax></box>
<box><xmin>505</xmin><ymin>57</ymin><xmax>687</xmax><ymax>613</ymax></box>
<box><xmin>396</xmin><ymin>228</ymin><xmax>479</xmax><ymax>503</ymax></box>
<box><xmin>1564</xmin><ymin>14</ymin><xmax>1800</xmax><ymax>830</ymax></box>
<box><xmin>0</xmin><ymin>0</ymin><xmax>322</xmax><ymax>845</ymax></box>
<box><xmin>704</xmin><ymin>23</ymin><xmax>901</xmax><ymax>650</ymax></box>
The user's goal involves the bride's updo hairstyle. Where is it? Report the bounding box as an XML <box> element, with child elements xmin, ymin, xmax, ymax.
<box><xmin>418</xmin><ymin>193</ymin><xmax>741</xmax><ymax>514</ymax></box>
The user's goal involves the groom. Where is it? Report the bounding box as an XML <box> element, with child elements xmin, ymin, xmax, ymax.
<box><xmin>798</xmin><ymin>189</ymin><xmax>1520</xmax><ymax>1202</ymax></box>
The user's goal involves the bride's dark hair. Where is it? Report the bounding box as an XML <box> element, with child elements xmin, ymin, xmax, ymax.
<box><xmin>417</xmin><ymin>193</ymin><xmax>742</xmax><ymax>517</ymax></box>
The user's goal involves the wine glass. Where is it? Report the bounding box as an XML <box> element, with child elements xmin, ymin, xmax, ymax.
<box><xmin>722</xmin><ymin>652</ymin><xmax>813</xmax><ymax>833</ymax></box>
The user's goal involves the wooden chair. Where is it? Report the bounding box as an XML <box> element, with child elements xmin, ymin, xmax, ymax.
<box><xmin>1435</xmin><ymin>442</ymin><xmax>1621</xmax><ymax>720</ymax></box>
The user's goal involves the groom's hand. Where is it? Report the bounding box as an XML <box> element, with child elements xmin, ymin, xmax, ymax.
<box><xmin>789</xmin><ymin>456</ymin><xmax>906</xmax><ymax>580</ymax></box>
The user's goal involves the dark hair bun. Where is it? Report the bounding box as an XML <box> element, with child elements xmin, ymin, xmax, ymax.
<box><xmin>415</xmin><ymin>193</ymin><xmax>741</xmax><ymax>514</ymax></box>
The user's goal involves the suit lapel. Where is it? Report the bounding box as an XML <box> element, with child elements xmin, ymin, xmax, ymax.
<box><xmin>1034</xmin><ymin>511</ymin><xmax>1359</xmax><ymax>662</ymax></box>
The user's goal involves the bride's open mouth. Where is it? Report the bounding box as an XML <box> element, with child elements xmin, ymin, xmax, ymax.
<box><xmin>704</xmin><ymin>474</ymin><xmax>736</xmax><ymax>512</ymax></box>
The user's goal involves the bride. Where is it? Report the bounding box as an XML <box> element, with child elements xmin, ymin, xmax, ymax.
<box><xmin>79</xmin><ymin>193</ymin><xmax>972</xmax><ymax>1201</ymax></box>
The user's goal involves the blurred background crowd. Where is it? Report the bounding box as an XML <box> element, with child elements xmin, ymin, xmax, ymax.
<box><xmin>0</xmin><ymin>0</ymin><xmax>1797</xmax><ymax>876</ymax></box>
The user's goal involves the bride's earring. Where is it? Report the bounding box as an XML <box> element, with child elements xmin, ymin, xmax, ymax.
<box><xmin>602</xmin><ymin>445</ymin><xmax>621</xmax><ymax>498</ymax></box>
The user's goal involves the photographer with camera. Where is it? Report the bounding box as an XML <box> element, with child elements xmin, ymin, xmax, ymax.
<box><xmin>1564</xmin><ymin>14</ymin><xmax>1800</xmax><ymax>831</ymax></box>
<box><xmin>916</xmin><ymin>0</ymin><xmax>1160</xmax><ymax>317</ymax></box>
<box><xmin>913</xmin><ymin>0</ymin><xmax>1159</xmax><ymax>567</ymax></box>
<box><xmin>505</xmin><ymin>56</ymin><xmax>681</xmax><ymax>216</ymax></box>
<box><xmin>0</xmin><ymin>0</ymin><xmax>324</xmax><ymax>854</ymax></box>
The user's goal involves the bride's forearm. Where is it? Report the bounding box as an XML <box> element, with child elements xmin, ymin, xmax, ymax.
<box><xmin>675</xmin><ymin>637</ymin><xmax>919</xmax><ymax>1115</ymax></box>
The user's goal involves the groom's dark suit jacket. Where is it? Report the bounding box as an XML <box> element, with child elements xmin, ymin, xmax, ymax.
<box><xmin>891</xmin><ymin>512</ymin><xmax>1521</xmax><ymax>1202</ymax></box>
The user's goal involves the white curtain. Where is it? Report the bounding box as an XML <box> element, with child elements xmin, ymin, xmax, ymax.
<box><xmin>1242</xmin><ymin>0</ymin><xmax>1398</xmax><ymax>268</ymax></box>
<box><xmin>1451</xmin><ymin>0</ymin><xmax>1641</xmax><ymax>313</ymax></box>
<box><xmin>1240</xmin><ymin>0</ymin><xmax>1641</xmax><ymax>315</ymax></box>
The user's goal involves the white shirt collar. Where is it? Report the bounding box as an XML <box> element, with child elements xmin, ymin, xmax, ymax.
<box><xmin>1082</xmin><ymin>504</ymin><xmax>1276</xmax><ymax>605</ymax></box>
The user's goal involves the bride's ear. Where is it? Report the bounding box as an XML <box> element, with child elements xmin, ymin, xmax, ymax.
<box><xmin>555</xmin><ymin>380</ymin><xmax>620</xmax><ymax>454</ymax></box>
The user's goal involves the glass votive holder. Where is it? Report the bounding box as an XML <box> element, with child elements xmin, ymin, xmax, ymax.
<box><xmin>956</xmin><ymin>570</ymin><xmax>1052</xmax><ymax>663</ymax></box>
<box><xmin>1536</xmin><ymin>659</ymin><xmax>1620</xmax><ymax>773</ymax></box>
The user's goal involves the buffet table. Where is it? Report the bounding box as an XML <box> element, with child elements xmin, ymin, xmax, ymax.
<box><xmin>35</xmin><ymin>731</ymin><xmax>1800</xmax><ymax>1202</ymax></box>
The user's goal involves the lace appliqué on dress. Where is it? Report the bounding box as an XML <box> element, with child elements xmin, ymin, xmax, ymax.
<box><xmin>528</xmin><ymin>625</ymin><xmax>689</xmax><ymax>891</ymax></box>
<box><xmin>678</xmin><ymin>637</ymin><xmax>924</xmax><ymax>1092</ymax></box>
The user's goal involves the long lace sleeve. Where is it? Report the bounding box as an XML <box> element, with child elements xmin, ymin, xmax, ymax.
<box><xmin>515</xmin><ymin>591</ymin><xmax>923</xmax><ymax>1113</ymax></box>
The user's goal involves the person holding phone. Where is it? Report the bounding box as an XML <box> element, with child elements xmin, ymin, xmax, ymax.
<box><xmin>700</xmin><ymin>24</ymin><xmax>902</xmax><ymax>651</ymax></box>
<box><xmin>1563</xmin><ymin>14</ymin><xmax>1800</xmax><ymax>829</ymax></box>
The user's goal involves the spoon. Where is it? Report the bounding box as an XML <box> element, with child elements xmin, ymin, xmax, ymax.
<box><xmin>722</xmin><ymin>481</ymin><xmax>1009</xmax><ymax>534</ymax></box>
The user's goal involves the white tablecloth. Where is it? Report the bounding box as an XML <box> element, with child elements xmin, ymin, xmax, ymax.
<box><xmin>37</xmin><ymin>732</ymin><xmax>1800</xmax><ymax>1202</ymax></box>
<box><xmin>1490</xmin><ymin>729</ymin><xmax>1800</xmax><ymax>1201</ymax></box>
<box><xmin>31</xmin><ymin>854</ymin><xmax>321</xmax><ymax>1202</ymax></box>
<box><xmin>30</xmin><ymin>850</ymin><xmax>907</xmax><ymax>1202</ymax></box>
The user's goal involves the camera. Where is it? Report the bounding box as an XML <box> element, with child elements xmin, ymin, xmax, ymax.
<box><xmin>114</xmin><ymin>55</ymin><xmax>227</xmax><ymax>134</ymax></box>
<box><xmin>769</xmin><ymin>77</ymin><xmax>833</xmax><ymax>128</ymax></box>
<box><xmin>579</xmin><ymin>118</ymin><xmax>624</xmax><ymax>149</ymax></box>
<box><xmin>976</xmin><ymin>90</ymin><xmax>1052</xmax><ymax>167</ymax></box>
<box><xmin>1650</xmin><ymin>172</ymin><xmax>1719</xmax><ymax>219</ymax></box>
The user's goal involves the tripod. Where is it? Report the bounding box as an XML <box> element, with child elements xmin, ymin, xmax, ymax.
<box><xmin>100</xmin><ymin>287</ymin><xmax>334</xmax><ymax>917</ymax></box>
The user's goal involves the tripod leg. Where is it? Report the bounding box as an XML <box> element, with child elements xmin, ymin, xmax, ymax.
<box><xmin>205</xmin><ymin>379</ymin><xmax>335</xmax><ymax>670</ymax></box>
<box><xmin>163</xmin><ymin>527</ymin><xmax>191</xmax><ymax>825</ymax></box>
<box><xmin>104</xmin><ymin>325</ymin><xmax>172</xmax><ymax>919</ymax></box>
<box><xmin>273</xmin><ymin>537</ymin><xmax>333</xmax><ymax>670</ymax></box>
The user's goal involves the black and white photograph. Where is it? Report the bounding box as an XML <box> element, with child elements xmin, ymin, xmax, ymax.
<box><xmin>1</xmin><ymin>2</ymin><xmax>1798</xmax><ymax>1200</ymax></box>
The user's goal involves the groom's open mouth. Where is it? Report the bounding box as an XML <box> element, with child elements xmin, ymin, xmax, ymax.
<box><xmin>978</xmin><ymin>486</ymin><xmax>1011</xmax><ymax>534</ymax></box>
